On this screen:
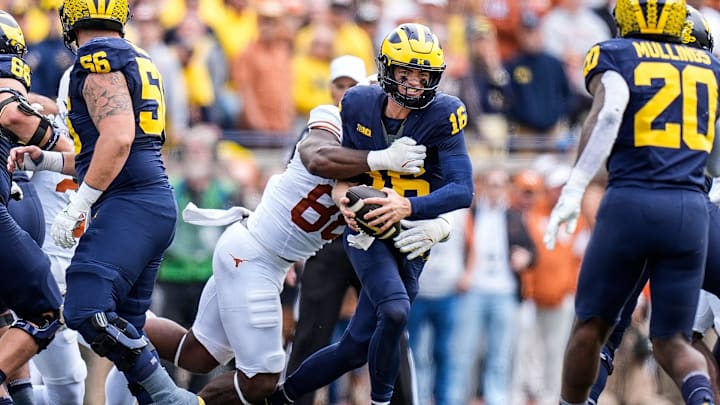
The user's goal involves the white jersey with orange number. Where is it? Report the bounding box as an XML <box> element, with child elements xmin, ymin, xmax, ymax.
<box><xmin>247</xmin><ymin>104</ymin><xmax>345</xmax><ymax>262</ymax></box>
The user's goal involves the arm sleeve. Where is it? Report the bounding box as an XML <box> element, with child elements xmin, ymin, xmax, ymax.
<box><xmin>566</xmin><ymin>70</ymin><xmax>630</xmax><ymax>191</ymax></box>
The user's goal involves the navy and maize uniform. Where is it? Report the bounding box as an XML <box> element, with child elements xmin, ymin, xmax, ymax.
<box><xmin>280</xmin><ymin>84</ymin><xmax>474</xmax><ymax>403</ymax></box>
<box><xmin>577</xmin><ymin>37</ymin><xmax>720</xmax><ymax>339</ymax></box>
<box><xmin>0</xmin><ymin>53</ymin><xmax>61</xmax><ymax>324</ymax></box>
<box><xmin>61</xmin><ymin>37</ymin><xmax>177</xmax><ymax>333</ymax></box>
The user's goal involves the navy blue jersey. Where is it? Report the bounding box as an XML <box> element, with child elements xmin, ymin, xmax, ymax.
<box><xmin>67</xmin><ymin>38</ymin><xmax>169</xmax><ymax>196</ymax></box>
<box><xmin>0</xmin><ymin>54</ymin><xmax>32</xmax><ymax>205</ymax></box>
<box><xmin>583</xmin><ymin>38</ymin><xmax>720</xmax><ymax>191</ymax></box>
<box><xmin>340</xmin><ymin>85</ymin><xmax>474</xmax><ymax>219</ymax></box>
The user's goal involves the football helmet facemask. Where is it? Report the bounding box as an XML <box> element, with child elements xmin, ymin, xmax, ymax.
<box><xmin>682</xmin><ymin>5</ymin><xmax>714</xmax><ymax>51</ymax></box>
<box><xmin>59</xmin><ymin>0</ymin><xmax>130</xmax><ymax>49</ymax></box>
<box><xmin>614</xmin><ymin>0</ymin><xmax>687</xmax><ymax>42</ymax></box>
<box><xmin>377</xmin><ymin>23</ymin><xmax>445</xmax><ymax>110</ymax></box>
<box><xmin>0</xmin><ymin>11</ymin><xmax>27</xmax><ymax>57</ymax></box>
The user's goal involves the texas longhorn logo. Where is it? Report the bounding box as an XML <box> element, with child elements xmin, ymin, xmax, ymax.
<box><xmin>229</xmin><ymin>253</ymin><xmax>249</xmax><ymax>268</ymax></box>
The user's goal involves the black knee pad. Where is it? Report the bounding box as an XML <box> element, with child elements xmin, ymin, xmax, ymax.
<box><xmin>87</xmin><ymin>312</ymin><xmax>149</xmax><ymax>372</ymax></box>
<box><xmin>10</xmin><ymin>310</ymin><xmax>61</xmax><ymax>352</ymax></box>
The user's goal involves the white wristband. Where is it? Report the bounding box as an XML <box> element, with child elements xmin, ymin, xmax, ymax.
<box><xmin>26</xmin><ymin>151</ymin><xmax>64</xmax><ymax>172</ymax></box>
<box><xmin>74</xmin><ymin>182</ymin><xmax>103</xmax><ymax>211</ymax></box>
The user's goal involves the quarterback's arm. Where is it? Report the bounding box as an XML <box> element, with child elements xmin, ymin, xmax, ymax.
<box><xmin>81</xmin><ymin>71</ymin><xmax>135</xmax><ymax>192</ymax></box>
<box><xmin>406</xmin><ymin>147</ymin><xmax>475</xmax><ymax>219</ymax></box>
<box><xmin>566</xmin><ymin>70</ymin><xmax>629</xmax><ymax>191</ymax></box>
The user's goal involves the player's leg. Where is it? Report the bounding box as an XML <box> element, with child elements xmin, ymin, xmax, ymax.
<box><xmin>202</xmin><ymin>223</ymin><xmax>290</xmax><ymax>404</ymax></box>
<box><xmin>648</xmin><ymin>190</ymin><xmax>713</xmax><ymax>405</ymax></box>
<box><xmin>30</xmin><ymin>327</ymin><xmax>86</xmax><ymax>405</ymax></box>
<box><xmin>62</xmin><ymin>196</ymin><xmax>201</xmax><ymax>405</ymax></box>
<box><xmin>7</xmin><ymin>362</ymin><xmax>34</xmax><ymax>405</ymax></box>
<box><xmin>7</xmin><ymin>177</ymin><xmax>45</xmax><ymax>246</ymax></box>
<box><xmin>562</xmin><ymin>188</ymin><xmax>653</xmax><ymax>404</ymax></box>
<box><xmin>588</xmin><ymin>267</ymin><xmax>649</xmax><ymax>405</ymax></box>
<box><xmin>144</xmin><ymin>311</ymin><xmax>219</xmax><ymax>374</ymax></box>
<box><xmin>0</xmin><ymin>206</ymin><xmax>62</xmax><ymax>389</ymax></box>
<box><xmin>269</xmin><ymin>289</ymin><xmax>377</xmax><ymax>404</ymax></box>
<box><xmin>344</xmin><ymin>237</ymin><xmax>420</xmax><ymax>404</ymax></box>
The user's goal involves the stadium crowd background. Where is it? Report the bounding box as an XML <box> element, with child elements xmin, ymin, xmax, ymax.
<box><xmin>7</xmin><ymin>0</ymin><xmax>718</xmax><ymax>404</ymax></box>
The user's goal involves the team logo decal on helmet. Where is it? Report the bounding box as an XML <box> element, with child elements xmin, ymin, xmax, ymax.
<box><xmin>377</xmin><ymin>23</ymin><xmax>446</xmax><ymax>109</ymax></box>
<box><xmin>0</xmin><ymin>11</ymin><xmax>26</xmax><ymax>57</ymax></box>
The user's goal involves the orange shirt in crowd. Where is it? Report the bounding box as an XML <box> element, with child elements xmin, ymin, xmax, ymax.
<box><xmin>522</xmin><ymin>201</ymin><xmax>583</xmax><ymax>308</ymax></box>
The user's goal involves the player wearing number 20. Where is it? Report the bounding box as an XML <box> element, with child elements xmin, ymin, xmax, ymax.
<box><xmin>543</xmin><ymin>1</ymin><xmax>720</xmax><ymax>405</ymax></box>
<box><xmin>9</xmin><ymin>0</ymin><xmax>202</xmax><ymax>404</ymax></box>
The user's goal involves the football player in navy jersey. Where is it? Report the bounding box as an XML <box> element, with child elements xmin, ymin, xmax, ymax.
<box><xmin>8</xmin><ymin>1</ymin><xmax>202</xmax><ymax>404</ymax></box>
<box><xmin>268</xmin><ymin>23</ymin><xmax>474</xmax><ymax>405</ymax></box>
<box><xmin>0</xmin><ymin>10</ymin><xmax>76</xmax><ymax>405</ymax></box>
<box><xmin>542</xmin><ymin>0</ymin><xmax>720</xmax><ymax>404</ymax></box>
<box><xmin>586</xmin><ymin>7</ymin><xmax>720</xmax><ymax>404</ymax></box>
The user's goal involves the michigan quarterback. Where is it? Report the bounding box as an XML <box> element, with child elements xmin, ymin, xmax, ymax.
<box><xmin>543</xmin><ymin>0</ymin><xmax>720</xmax><ymax>404</ymax></box>
<box><xmin>268</xmin><ymin>23</ymin><xmax>474</xmax><ymax>405</ymax></box>
<box><xmin>8</xmin><ymin>0</ymin><xmax>202</xmax><ymax>404</ymax></box>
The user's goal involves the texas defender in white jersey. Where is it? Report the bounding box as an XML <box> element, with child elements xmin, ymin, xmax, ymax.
<box><xmin>246</xmin><ymin>106</ymin><xmax>345</xmax><ymax>262</ymax></box>
<box><xmin>142</xmin><ymin>103</ymin><xmax>431</xmax><ymax>405</ymax></box>
<box><xmin>25</xmin><ymin>67</ymin><xmax>87</xmax><ymax>405</ymax></box>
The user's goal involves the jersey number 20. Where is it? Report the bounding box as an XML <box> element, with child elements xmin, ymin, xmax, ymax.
<box><xmin>634</xmin><ymin>61</ymin><xmax>718</xmax><ymax>151</ymax></box>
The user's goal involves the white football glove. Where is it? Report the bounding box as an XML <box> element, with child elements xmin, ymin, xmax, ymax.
<box><xmin>367</xmin><ymin>137</ymin><xmax>426</xmax><ymax>174</ymax></box>
<box><xmin>10</xmin><ymin>181</ymin><xmax>22</xmax><ymax>201</ymax></box>
<box><xmin>394</xmin><ymin>216</ymin><xmax>451</xmax><ymax>260</ymax></box>
<box><xmin>543</xmin><ymin>185</ymin><xmax>584</xmax><ymax>251</ymax></box>
<box><xmin>51</xmin><ymin>183</ymin><xmax>102</xmax><ymax>248</ymax></box>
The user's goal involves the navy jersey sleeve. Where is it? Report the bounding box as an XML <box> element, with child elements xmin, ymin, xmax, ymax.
<box><xmin>583</xmin><ymin>40</ymin><xmax>620</xmax><ymax>92</ymax></box>
<box><xmin>409</xmin><ymin>95</ymin><xmax>474</xmax><ymax>218</ymax></box>
<box><xmin>0</xmin><ymin>55</ymin><xmax>31</xmax><ymax>90</ymax></box>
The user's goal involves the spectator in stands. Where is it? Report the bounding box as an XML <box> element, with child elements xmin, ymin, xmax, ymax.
<box><xmin>519</xmin><ymin>166</ymin><xmax>583</xmax><ymax>405</ymax></box>
<box><xmin>24</xmin><ymin>2</ymin><xmax>73</xmax><ymax>99</ymax></box>
<box><xmin>292</xmin><ymin>25</ymin><xmax>335</xmax><ymax>126</ymax></box>
<box><xmin>505</xmin><ymin>12</ymin><xmax>572</xmax><ymax>153</ymax></box>
<box><xmin>132</xmin><ymin>2</ymin><xmax>189</xmax><ymax>142</ymax></box>
<box><xmin>232</xmin><ymin>1</ymin><xmax>294</xmax><ymax>133</ymax></box>
<box><xmin>481</xmin><ymin>0</ymin><xmax>523</xmax><ymax>61</ymax></box>
<box><xmin>463</xmin><ymin>15</ymin><xmax>510</xmax><ymax>148</ymax></box>
<box><xmin>540</xmin><ymin>0</ymin><xmax>610</xmax><ymax>124</ymax></box>
<box><xmin>407</xmin><ymin>208</ymin><xmax>472</xmax><ymax>405</ymax></box>
<box><xmin>169</xmin><ymin>3</ymin><xmax>230</xmax><ymax>127</ymax></box>
<box><xmin>457</xmin><ymin>168</ymin><xmax>536</xmax><ymax>405</ymax></box>
<box><xmin>295</xmin><ymin>0</ymin><xmax>376</xmax><ymax>73</ymax></box>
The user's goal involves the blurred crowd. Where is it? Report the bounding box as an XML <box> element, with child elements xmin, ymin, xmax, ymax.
<box><xmin>7</xmin><ymin>0</ymin><xmax>718</xmax><ymax>404</ymax></box>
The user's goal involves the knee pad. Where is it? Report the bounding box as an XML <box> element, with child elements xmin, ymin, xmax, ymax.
<box><xmin>11</xmin><ymin>310</ymin><xmax>61</xmax><ymax>352</ymax></box>
<box><xmin>79</xmin><ymin>312</ymin><xmax>149</xmax><ymax>372</ymax></box>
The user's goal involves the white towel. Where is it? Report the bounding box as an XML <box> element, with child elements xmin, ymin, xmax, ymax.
<box><xmin>182</xmin><ymin>202</ymin><xmax>253</xmax><ymax>226</ymax></box>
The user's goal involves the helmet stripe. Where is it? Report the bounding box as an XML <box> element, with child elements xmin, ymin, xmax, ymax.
<box><xmin>85</xmin><ymin>0</ymin><xmax>98</xmax><ymax>15</ymax></box>
<box><xmin>107</xmin><ymin>0</ymin><xmax>118</xmax><ymax>16</ymax></box>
